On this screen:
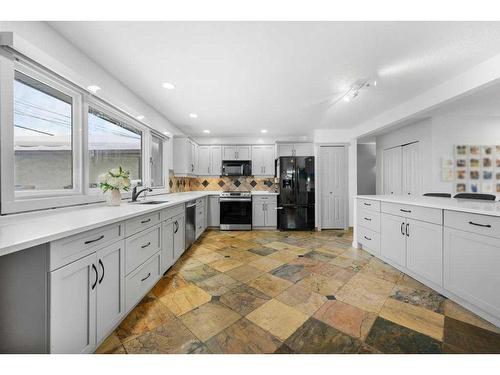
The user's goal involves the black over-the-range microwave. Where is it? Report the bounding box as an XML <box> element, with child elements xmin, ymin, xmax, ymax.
<box><xmin>221</xmin><ymin>160</ymin><xmax>252</xmax><ymax>176</ymax></box>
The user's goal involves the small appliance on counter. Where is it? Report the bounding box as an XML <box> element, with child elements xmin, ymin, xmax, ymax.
<box><xmin>277</xmin><ymin>156</ymin><xmax>315</xmax><ymax>230</ymax></box>
<box><xmin>221</xmin><ymin>160</ymin><xmax>252</xmax><ymax>176</ymax></box>
<box><xmin>219</xmin><ymin>191</ymin><xmax>252</xmax><ymax>230</ymax></box>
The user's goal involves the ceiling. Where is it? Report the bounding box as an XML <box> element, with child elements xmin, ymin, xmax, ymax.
<box><xmin>49</xmin><ymin>21</ymin><xmax>500</xmax><ymax>138</ymax></box>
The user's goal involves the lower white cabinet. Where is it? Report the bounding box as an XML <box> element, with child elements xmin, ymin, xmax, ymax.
<box><xmin>161</xmin><ymin>219</ymin><xmax>175</xmax><ymax>273</ymax></box>
<box><xmin>252</xmin><ymin>196</ymin><xmax>277</xmax><ymax>228</ymax></box>
<box><xmin>444</xmin><ymin>227</ymin><xmax>500</xmax><ymax>319</ymax></box>
<box><xmin>50</xmin><ymin>240</ymin><xmax>125</xmax><ymax>353</ymax></box>
<box><xmin>380</xmin><ymin>213</ymin><xmax>407</xmax><ymax>267</ymax></box>
<box><xmin>406</xmin><ymin>218</ymin><xmax>442</xmax><ymax>286</ymax></box>
<box><xmin>125</xmin><ymin>252</ymin><xmax>161</xmax><ymax>311</ymax></box>
<box><xmin>208</xmin><ymin>195</ymin><xmax>220</xmax><ymax>227</ymax></box>
<box><xmin>173</xmin><ymin>213</ymin><xmax>186</xmax><ymax>259</ymax></box>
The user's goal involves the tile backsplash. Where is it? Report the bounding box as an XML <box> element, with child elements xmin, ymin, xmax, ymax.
<box><xmin>168</xmin><ymin>170</ymin><xmax>277</xmax><ymax>193</ymax></box>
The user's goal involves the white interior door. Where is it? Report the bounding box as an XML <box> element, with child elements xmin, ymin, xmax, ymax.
<box><xmin>383</xmin><ymin>146</ymin><xmax>402</xmax><ymax>195</ymax></box>
<box><xmin>320</xmin><ymin>146</ymin><xmax>347</xmax><ymax>229</ymax></box>
<box><xmin>402</xmin><ymin>142</ymin><xmax>420</xmax><ymax>196</ymax></box>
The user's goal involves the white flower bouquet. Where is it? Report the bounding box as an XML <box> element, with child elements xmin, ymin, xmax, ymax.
<box><xmin>98</xmin><ymin>166</ymin><xmax>131</xmax><ymax>205</ymax></box>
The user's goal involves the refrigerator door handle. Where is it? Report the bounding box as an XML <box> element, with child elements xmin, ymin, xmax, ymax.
<box><xmin>275</xmin><ymin>207</ymin><xmax>284</xmax><ymax>210</ymax></box>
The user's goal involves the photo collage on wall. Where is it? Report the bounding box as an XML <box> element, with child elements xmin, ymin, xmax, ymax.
<box><xmin>453</xmin><ymin>145</ymin><xmax>500</xmax><ymax>194</ymax></box>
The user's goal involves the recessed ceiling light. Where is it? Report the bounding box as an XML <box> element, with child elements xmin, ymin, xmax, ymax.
<box><xmin>189</xmin><ymin>113</ymin><xmax>198</xmax><ymax>119</ymax></box>
<box><xmin>162</xmin><ymin>82</ymin><xmax>175</xmax><ymax>90</ymax></box>
<box><xmin>87</xmin><ymin>85</ymin><xmax>101</xmax><ymax>94</ymax></box>
<box><xmin>260</xmin><ymin>129</ymin><xmax>268</xmax><ymax>133</ymax></box>
<box><xmin>203</xmin><ymin>130</ymin><xmax>210</xmax><ymax>134</ymax></box>
<box><xmin>136</xmin><ymin>115</ymin><xmax>145</xmax><ymax>121</ymax></box>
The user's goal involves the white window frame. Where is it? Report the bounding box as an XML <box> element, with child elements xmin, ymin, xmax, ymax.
<box><xmin>0</xmin><ymin>48</ymin><xmax>170</xmax><ymax>215</ymax></box>
<box><xmin>149</xmin><ymin>131</ymin><xmax>167</xmax><ymax>190</ymax></box>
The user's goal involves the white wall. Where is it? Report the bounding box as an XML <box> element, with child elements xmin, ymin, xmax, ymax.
<box><xmin>357</xmin><ymin>143</ymin><xmax>376</xmax><ymax>195</ymax></box>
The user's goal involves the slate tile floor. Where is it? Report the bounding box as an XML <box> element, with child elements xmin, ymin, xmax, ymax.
<box><xmin>96</xmin><ymin>229</ymin><xmax>500</xmax><ymax>354</ymax></box>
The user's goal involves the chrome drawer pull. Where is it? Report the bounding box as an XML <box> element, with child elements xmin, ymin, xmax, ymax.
<box><xmin>141</xmin><ymin>273</ymin><xmax>151</xmax><ymax>282</ymax></box>
<box><xmin>469</xmin><ymin>221</ymin><xmax>491</xmax><ymax>228</ymax></box>
<box><xmin>84</xmin><ymin>235</ymin><xmax>104</xmax><ymax>245</ymax></box>
<box><xmin>364</xmin><ymin>217</ymin><xmax>372</xmax><ymax>221</ymax></box>
<box><xmin>364</xmin><ymin>236</ymin><xmax>371</xmax><ymax>241</ymax></box>
<box><xmin>141</xmin><ymin>218</ymin><xmax>151</xmax><ymax>224</ymax></box>
<box><xmin>400</xmin><ymin>209</ymin><xmax>412</xmax><ymax>213</ymax></box>
<box><xmin>141</xmin><ymin>242</ymin><xmax>151</xmax><ymax>248</ymax></box>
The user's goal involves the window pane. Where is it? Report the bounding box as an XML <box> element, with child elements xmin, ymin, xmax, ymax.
<box><xmin>88</xmin><ymin>109</ymin><xmax>142</xmax><ymax>188</ymax></box>
<box><xmin>150</xmin><ymin>134</ymin><xmax>164</xmax><ymax>187</ymax></box>
<box><xmin>14</xmin><ymin>72</ymin><xmax>73</xmax><ymax>191</ymax></box>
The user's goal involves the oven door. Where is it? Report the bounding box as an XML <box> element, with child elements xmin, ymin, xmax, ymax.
<box><xmin>220</xmin><ymin>198</ymin><xmax>252</xmax><ymax>230</ymax></box>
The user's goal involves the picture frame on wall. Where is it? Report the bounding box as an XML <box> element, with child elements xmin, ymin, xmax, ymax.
<box><xmin>455</xmin><ymin>145</ymin><xmax>467</xmax><ymax>156</ymax></box>
<box><xmin>470</xmin><ymin>158</ymin><xmax>480</xmax><ymax>168</ymax></box>
<box><xmin>470</xmin><ymin>145</ymin><xmax>480</xmax><ymax>155</ymax></box>
<box><xmin>470</xmin><ymin>182</ymin><xmax>479</xmax><ymax>193</ymax></box>
<box><xmin>456</xmin><ymin>159</ymin><xmax>466</xmax><ymax>168</ymax></box>
<box><xmin>455</xmin><ymin>183</ymin><xmax>466</xmax><ymax>193</ymax></box>
<box><xmin>497</xmin><ymin>183</ymin><xmax>500</xmax><ymax>193</ymax></box>
<box><xmin>456</xmin><ymin>169</ymin><xmax>467</xmax><ymax>180</ymax></box>
<box><xmin>482</xmin><ymin>182</ymin><xmax>493</xmax><ymax>193</ymax></box>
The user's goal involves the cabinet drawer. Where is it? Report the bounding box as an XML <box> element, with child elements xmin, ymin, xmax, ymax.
<box><xmin>125</xmin><ymin>225</ymin><xmax>161</xmax><ymax>275</ymax></box>
<box><xmin>444</xmin><ymin>210</ymin><xmax>500</xmax><ymax>239</ymax></box>
<box><xmin>357</xmin><ymin>198</ymin><xmax>380</xmax><ymax>212</ymax></box>
<box><xmin>162</xmin><ymin>204</ymin><xmax>184</xmax><ymax>221</ymax></box>
<box><xmin>357</xmin><ymin>208</ymin><xmax>380</xmax><ymax>233</ymax></box>
<box><xmin>125</xmin><ymin>252</ymin><xmax>161</xmax><ymax>311</ymax></box>
<box><xmin>253</xmin><ymin>196</ymin><xmax>277</xmax><ymax>204</ymax></box>
<box><xmin>381</xmin><ymin>202</ymin><xmax>442</xmax><ymax>225</ymax></box>
<box><xmin>357</xmin><ymin>226</ymin><xmax>380</xmax><ymax>255</ymax></box>
<box><xmin>125</xmin><ymin>211</ymin><xmax>161</xmax><ymax>237</ymax></box>
<box><xmin>50</xmin><ymin>222</ymin><xmax>123</xmax><ymax>271</ymax></box>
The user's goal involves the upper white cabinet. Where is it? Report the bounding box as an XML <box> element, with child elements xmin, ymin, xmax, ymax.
<box><xmin>198</xmin><ymin>146</ymin><xmax>222</xmax><ymax>176</ymax></box>
<box><xmin>382</xmin><ymin>146</ymin><xmax>402</xmax><ymax>195</ymax></box>
<box><xmin>173</xmin><ymin>137</ymin><xmax>198</xmax><ymax>177</ymax></box>
<box><xmin>252</xmin><ymin>145</ymin><xmax>275</xmax><ymax>176</ymax></box>
<box><xmin>277</xmin><ymin>142</ymin><xmax>313</xmax><ymax>157</ymax></box>
<box><xmin>210</xmin><ymin>146</ymin><xmax>222</xmax><ymax>175</ymax></box>
<box><xmin>222</xmin><ymin>145</ymin><xmax>251</xmax><ymax>160</ymax></box>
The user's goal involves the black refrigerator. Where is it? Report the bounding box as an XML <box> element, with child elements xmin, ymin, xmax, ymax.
<box><xmin>277</xmin><ymin>156</ymin><xmax>315</xmax><ymax>230</ymax></box>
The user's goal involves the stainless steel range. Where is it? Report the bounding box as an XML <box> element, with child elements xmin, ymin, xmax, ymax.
<box><xmin>219</xmin><ymin>191</ymin><xmax>252</xmax><ymax>230</ymax></box>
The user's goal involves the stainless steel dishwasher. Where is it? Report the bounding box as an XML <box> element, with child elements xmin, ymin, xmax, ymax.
<box><xmin>185</xmin><ymin>200</ymin><xmax>197</xmax><ymax>248</ymax></box>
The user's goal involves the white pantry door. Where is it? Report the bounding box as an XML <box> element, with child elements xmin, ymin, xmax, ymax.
<box><xmin>383</xmin><ymin>146</ymin><xmax>402</xmax><ymax>195</ymax></box>
<box><xmin>320</xmin><ymin>146</ymin><xmax>347</xmax><ymax>229</ymax></box>
<box><xmin>402</xmin><ymin>142</ymin><xmax>421</xmax><ymax>196</ymax></box>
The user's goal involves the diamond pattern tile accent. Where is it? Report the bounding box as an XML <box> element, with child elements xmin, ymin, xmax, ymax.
<box><xmin>250</xmin><ymin>180</ymin><xmax>257</xmax><ymax>188</ymax></box>
<box><xmin>233</xmin><ymin>180</ymin><xmax>241</xmax><ymax>187</ymax></box>
<box><xmin>218</xmin><ymin>180</ymin><xmax>225</xmax><ymax>187</ymax></box>
<box><xmin>99</xmin><ymin>228</ymin><xmax>500</xmax><ymax>354</ymax></box>
<box><xmin>202</xmin><ymin>180</ymin><xmax>209</xmax><ymax>188</ymax></box>
<box><xmin>264</xmin><ymin>180</ymin><xmax>273</xmax><ymax>187</ymax></box>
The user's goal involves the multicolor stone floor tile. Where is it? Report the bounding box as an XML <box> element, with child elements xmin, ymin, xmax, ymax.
<box><xmin>98</xmin><ymin>229</ymin><xmax>500</xmax><ymax>354</ymax></box>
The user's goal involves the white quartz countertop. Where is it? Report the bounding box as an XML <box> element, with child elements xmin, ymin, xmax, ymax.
<box><xmin>357</xmin><ymin>195</ymin><xmax>500</xmax><ymax>217</ymax></box>
<box><xmin>0</xmin><ymin>190</ymin><xmax>278</xmax><ymax>257</ymax></box>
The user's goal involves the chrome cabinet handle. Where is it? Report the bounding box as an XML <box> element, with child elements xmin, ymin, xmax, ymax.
<box><xmin>141</xmin><ymin>273</ymin><xmax>151</xmax><ymax>282</ymax></box>
<box><xmin>98</xmin><ymin>259</ymin><xmax>105</xmax><ymax>284</ymax></box>
<box><xmin>469</xmin><ymin>221</ymin><xmax>491</xmax><ymax>228</ymax></box>
<box><xmin>84</xmin><ymin>235</ymin><xmax>104</xmax><ymax>245</ymax></box>
<box><xmin>141</xmin><ymin>242</ymin><xmax>151</xmax><ymax>249</ymax></box>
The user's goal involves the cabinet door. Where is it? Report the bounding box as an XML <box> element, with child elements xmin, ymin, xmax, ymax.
<box><xmin>237</xmin><ymin>146</ymin><xmax>251</xmax><ymax>160</ymax></box>
<box><xmin>262</xmin><ymin>146</ymin><xmax>275</xmax><ymax>176</ymax></box>
<box><xmin>210</xmin><ymin>146</ymin><xmax>222</xmax><ymax>175</ymax></box>
<box><xmin>162</xmin><ymin>220</ymin><xmax>174</xmax><ymax>273</ymax></box>
<box><xmin>277</xmin><ymin>143</ymin><xmax>294</xmax><ymax>157</ymax></box>
<box><xmin>251</xmin><ymin>146</ymin><xmax>264</xmax><ymax>175</ymax></box>
<box><xmin>444</xmin><ymin>228</ymin><xmax>500</xmax><ymax>318</ymax></box>
<box><xmin>293</xmin><ymin>143</ymin><xmax>313</xmax><ymax>156</ymax></box>
<box><xmin>173</xmin><ymin>214</ymin><xmax>186</xmax><ymax>259</ymax></box>
<box><xmin>198</xmin><ymin>146</ymin><xmax>210</xmax><ymax>176</ymax></box>
<box><xmin>383</xmin><ymin>146</ymin><xmax>402</xmax><ymax>195</ymax></box>
<box><xmin>208</xmin><ymin>196</ymin><xmax>220</xmax><ymax>227</ymax></box>
<box><xmin>406</xmin><ymin>219</ymin><xmax>442</xmax><ymax>286</ymax></box>
<box><xmin>380</xmin><ymin>213</ymin><xmax>406</xmax><ymax>267</ymax></box>
<box><xmin>252</xmin><ymin>202</ymin><xmax>266</xmax><ymax>227</ymax></box>
<box><xmin>50</xmin><ymin>252</ymin><xmax>96</xmax><ymax>354</ymax></box>
<box><xmin>265</xmin><ymin>201</ymin><xmax>277</xmax><ymax>227</ymax></box>
<box><xmin>223</xmin><ymin>146</ymin><xmax>237</xmax><ymax>160</ymax></box>
<box><xmin>402</xmin><ymin>142</ymin><xmax>420</xmax><ymax>196</ymax></box>
<box><xmin>96</xmin><ymin>241</ymin><xmax>125</xmax><ymax>344</ymax></box>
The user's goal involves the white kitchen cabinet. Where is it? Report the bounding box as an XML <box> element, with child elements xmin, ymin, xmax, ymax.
<box><xmin>380</xmin><ymin>213</ymin><xmax>407</xmax><ymax>267</ymax></box>
<box><xmin>210</xmin><ymin>146</ymin><xmax>222</xmax><ymax>175</ymax></box>
<box><xmin>50</xmin><ymin>252</ymin><xmax>97</xmax><ymax>354</ymax></box>
<box><xmin>252</xmin><ymin>145</ymin><xmax>275</xmax><ymax>176</ymax></box>
<box><xmin>444</xmin><ymin>227</ymin><xmax>500</xmax><ymax>319</ymax></box>
<box><xmin>198</xmin><ymin>146</ymin><xmax>210</xmax><ymax>176</ymax></box>
<box><xmin>406</xmin><ymin>218</ymin><xmax>443</xmax><ymax>286</ymax></box>
<box><xmin>161</xmin><ymin>219</ymin><xmax>174</xmax><ymax>273</ymax></box>
<box><xmin>208</xmin><ymin>195</ymin><xmax>220</xmax><ymax>227</ymax></box>
<box><xmin>173</xmin><ymin>137</ymin><xmax>198</xmax><ymax>176</ymax></box>
<box><xmin>383</xmin><ymin>142</ymin><xmax>421</xmax><ymax>196</ymax></box>
<box><xmin>173</xmin><ymin>213</ymin><xmax>186</xmax><ymax>259</ymax></box>
<box><xmin>96</xmin><ymin>242</ymin><xmax>126</xmax><ymax>344</ymax></box>
<box><xmin>252</xmin><ymin>196</ymin><xmax>277</xmax><ymax>228</ymax></box>
<box><xmin>196</xmin><ymin>198</ymin><xmax>206</xmax><ymax>239</ymax></box>
<box><xmin>276</xmin><ymin>143</ymin><xmax>313</xmax><ymax>157</ymax></box>
<box><xmin>383</xmin><ymin>146</ymin><xmax>402</xmax><ymax>195</ymax></box>
<box><xmin>222</xmin><ymin>145</ymin><xmax>252</xmax><ymax>160</ymax></box>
